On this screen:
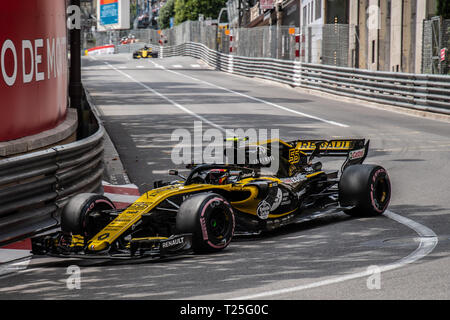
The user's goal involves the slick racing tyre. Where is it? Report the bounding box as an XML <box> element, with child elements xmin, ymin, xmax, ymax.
<box><xmin>61</xmin><ymin>193</ymin><xmax>115</xmax><ymax>238</ymax></box>
<box><xmin>339</xmin><ymin>164</ymin><xmax>391</xmax><ymax>217</ymax></box>
<box><xmin>176</xmin><ymin>193</ymin><xmax>235</xmax><ymax>253</ymax></box>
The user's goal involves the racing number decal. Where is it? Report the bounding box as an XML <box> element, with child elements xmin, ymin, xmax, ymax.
<box><xmin>289</xmin><ymin>149</ymin><xmax>301</xmax><ymax>164</ymax></box>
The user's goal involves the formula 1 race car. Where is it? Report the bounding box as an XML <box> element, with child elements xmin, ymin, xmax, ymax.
<box><xmin>32</xmin><ymin>138</ymin><xmax>391</xmax><ymax>260</ymax></box>
<box><xmin>132</xmin><ymin>46</ymin><xmax>158</xmax><ymax>59</ymax></box>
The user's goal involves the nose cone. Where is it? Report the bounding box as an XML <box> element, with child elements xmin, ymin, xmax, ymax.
<box><xmin>87</xmin><ymin>241</ymin><xmax>109</xmax><ymax>252</ymax></box>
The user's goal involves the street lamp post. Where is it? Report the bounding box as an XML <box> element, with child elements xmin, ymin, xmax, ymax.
<box><xmin>69</xmin><ymin>0</ymin><xmax>82</xmax><ymax>112</ymax></box>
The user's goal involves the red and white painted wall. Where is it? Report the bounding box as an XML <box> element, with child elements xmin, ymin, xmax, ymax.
<box><xmin>0</xmin><ymin>1</ymin><xmax>68</xmax><ymax>142</ymax></box>
<box><xmin>86</xmin><ymin>45</ymin><xmax>116</xmax><ymax>56</ymax></box>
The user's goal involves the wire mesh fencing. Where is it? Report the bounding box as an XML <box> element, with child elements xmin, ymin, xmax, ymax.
<box><xmin>84</xmin><ymin>21</ymin><xmax>352</xmax><ymax>67</ymax></box>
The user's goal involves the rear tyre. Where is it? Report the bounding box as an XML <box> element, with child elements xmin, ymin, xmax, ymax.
<box><xmin>339</xmin><ymin>165</ymin><xmax>391</xmax><ymax>217</ymax></box>
<box><xmin>176</xmin><ymin>193</ymin><xmax>235</xmax><ymax>253</ymax></box>
<box><xmin>61</xmin><ymin>193</ymin><xmax>115</xmax><ymax>238</ymax></box>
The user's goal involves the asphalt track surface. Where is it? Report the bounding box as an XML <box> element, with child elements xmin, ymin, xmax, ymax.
<box><xmin>1</xmin><ymin>53</ymin><xmax>450</xmax><ymax>300</ymax></box>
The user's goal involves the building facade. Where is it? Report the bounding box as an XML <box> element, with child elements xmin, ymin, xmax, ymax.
<box><xmin>353</xmin><ymin>0</ymin><xmax>437</xmax><ymax>73</ymax></box>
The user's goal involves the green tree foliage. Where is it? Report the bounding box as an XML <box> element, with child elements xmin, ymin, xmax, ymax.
<box><xmin>174</xmin><ymin>0</ymin><xmax>227</xmax><ymax>25</ymax></box>
<box><xmin>130</xmin><ymin>1</ymin><xmax>137</xmax><ymax>29</ymax></box>
<box><xmin>159</xmin><ymin>0</ymin><xmax>176</xmax><ymax>29</ymax></box>
<box><xmin>437</xmin><ymin>0</ymin><xmax>450</xmax><ymax>19</ymax></box>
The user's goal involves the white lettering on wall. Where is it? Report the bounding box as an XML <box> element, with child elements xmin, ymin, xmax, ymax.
<box><xmin>0</xmin><ymin>37</ymin><xmax>67</xmax><ymax>87</ymax></box>
<box><xmin>22</xmin><ymin>40</ymin><xmax>34</xmax><ymax>84</ymax></box>
<box><xmin>1</xmin><ymin>39</ymin><xmax>18</xmax><ymax>87</ymax></box>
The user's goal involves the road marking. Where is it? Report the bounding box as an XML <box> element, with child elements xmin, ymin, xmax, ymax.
<box><xmin>231</xmin><ymin>210</ymin><xmax>438</xmax><ymax>300</ymax></box>
<box><xmin>0</xmin><ymin>258</ymin><xmax>31</xmax><ymax>277</ymax></box>
<box><xmin>191</xmin><ymin>64</ymin><xmax>201</xmax><ymax>68</ymax></box>
<box><xmin>172</xmin><ymin>65</ymin><xmax>183</xmax><ymax>68</ymax></box>
<box><xmin>149</xmin><ymin>61</ymin><xmax>349</xmax><ymax>128</ymax></box>
<box><xmin>136</xmin><ymin>66</ymin><xmax>145</xmax><ymax>69</ymax></box>
<box><xmin>104</xmin><ymin>62</ymin><xmax>227</xmax><ymax>132</ymax></box>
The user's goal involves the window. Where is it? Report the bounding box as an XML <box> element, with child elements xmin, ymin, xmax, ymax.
<box><xmin>303</xmin><ymin>6</ymin><xmax>307</xmax><ymax>26</ymax></box>
<box><xmin>315</xmin><ymin>0</ymin><xmax>322</xmax><ymax>20</ymax></box>
<box><xmin>372</xmin><ymin>40</ymin><xmax>376</xmax><ymax>64</ymax></box>
<box><xmin>307</xmin><ymin>3</ymin><xmax>311</xmax><ymax>24</ymax></box>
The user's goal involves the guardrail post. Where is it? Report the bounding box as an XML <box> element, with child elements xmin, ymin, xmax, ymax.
<box><xmin>228</xmin><ymin>55</ymin><xmax>234</xmax><ymax>74</ymax></box>
<box><xmin>69</xmin><ymin>0</ymin><xmax>82</xmax><ymax>112</ymax></box>
<box><xmin>294</xmin><ymin>62</ymin><xmax>302</xmax><ymax>87</ymax></box>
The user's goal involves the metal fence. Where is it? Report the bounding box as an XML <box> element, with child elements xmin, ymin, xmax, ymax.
<box><xmin>422</xmin><ymin>18</ymin><xmax>450</xmax><ymax>74</ymax></box>
<box><xmin>159</xmin><ymin>42</ymin><xmax>450</xmax><ymax>114</ymax></box>
<box><xmin>85</xmin><ymin>21</ymin><xmax>351</xmax><ymax>66</ymax></box>
<box><xmin>0</xmin><ymin>88</ymin><xmax>105</xmax><ymax>246</ymax></box>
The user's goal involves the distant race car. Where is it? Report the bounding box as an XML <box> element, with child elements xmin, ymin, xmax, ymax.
<box><xmin>32</xmin><ymin>137</ymin><xmax>391</xmax><ymax>260</ymax></box>
<box><xmin>133</xmin><ymin>46</ymin><xmax>158</xmax><ymax>59</ymax></box>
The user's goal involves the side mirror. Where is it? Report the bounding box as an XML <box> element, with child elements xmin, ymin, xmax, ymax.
<box><xmin>169</xmin><ymin>169</ymin><xmax>187</xmax><ymax>180</ymax></box>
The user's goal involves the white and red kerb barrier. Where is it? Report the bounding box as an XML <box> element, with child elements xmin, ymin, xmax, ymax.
<box><xmin>0</xmin><ymin>182</ymin><xmax>140</xmax><ymax>266</ymax></box>
<box><xmin>86</xmin><ymin>44</ymin><xmax>115</xmax><ymax>56</ymax></box>
<box><xmin>0</xmin><ymin>239</ymin><xmax>32</xmax><ymax>264</ymax></box>
<box><xmin>102</xmin><ymin>181</ymin><xmax>140</xmax><ymax>209</ymax></box>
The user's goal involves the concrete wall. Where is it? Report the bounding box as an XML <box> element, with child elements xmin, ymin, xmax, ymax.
<box><xmin>358</xmin><ymin>0</ymin><xmax>368</xmax><ymax>69</ymax></box>
<box><xmin>378</xmin><ymin>0</ymin><xmax>391</xmax><ymax>71</ymax></box>
<box><xmin>367</xmin><ymin>0</ymin><xmax>379</xmax><ymax>70</ymax></box>
<box><xmin>390</xmin><ymin>0</ymin><xmax>403</xmax><ymax>72</ymax></box>
<box><xmin>348</xmin><ymin>0</ymin><xmax>359</xmax><ymax>67</ymax></box>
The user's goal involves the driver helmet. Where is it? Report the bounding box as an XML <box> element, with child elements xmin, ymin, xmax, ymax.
<box><xmin>208</xmin><ymin>169</ymin><xmax>228</xmax><ymax>185</ymax></box>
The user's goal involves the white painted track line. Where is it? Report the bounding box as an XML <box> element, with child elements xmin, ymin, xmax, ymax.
<box><xmin>148</xmin><ymin>61</ymin><xmax>349</xmax><ymax>128</ymax></box>
<box><xmin>104</xmin><ymin>62</ymin><xmax>227</xmax><ymax>132</ymax></box>
<box><xmin>102</xmin><ymin>58</ymin><xmax>438</xmax><ymax>299</ymax></box>
<box><xmin>230</xmin><ymin>210</ymin><xmax>438</xmax><ymax>300</ymax></box>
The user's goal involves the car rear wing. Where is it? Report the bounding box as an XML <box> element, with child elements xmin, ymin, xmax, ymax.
<box><xmin>286</xmin><ymin>139</ymin><xmax>370</xmax><ymax>172</ymax></box>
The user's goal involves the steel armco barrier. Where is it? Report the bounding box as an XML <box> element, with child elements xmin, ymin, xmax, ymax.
<box><xmin>0</xmin><ymin>90</ymin><xmax>105</xmax><ymax>247</ymax></box>
<box><xmin>159</xmin><ymin>42</ymin><xmax>450</xmax><ymax>114</ymax></box>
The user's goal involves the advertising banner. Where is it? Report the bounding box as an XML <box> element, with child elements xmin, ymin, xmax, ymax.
<box><xmin>0</xmin><ymin>1</ymin><xmax>68</xmax><ymax>142</ymax></box>
<box><xmin>100</xmin><ymin>0</ymin><xmax>119</xmax><ymax>26</ymax></box>
<box><xmin>97</xmin><ymin>0</ymin><xmax>130</xmax><ymax>31</ymax></box>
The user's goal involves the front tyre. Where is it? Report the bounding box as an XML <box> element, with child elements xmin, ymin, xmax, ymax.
<box><xmin>176</xmin><ymin>193</ymin><xmax>235</xmax><ymax>253</ymax></box>
<box><xmin>339</xmin><ymin>165</ymin><xmax>391</xmax><ymax>217</ymax></box>
<box><xmin>61</xmin><ymin>193</ymin><xmax>115</xmax><ymax>238</ymax></box>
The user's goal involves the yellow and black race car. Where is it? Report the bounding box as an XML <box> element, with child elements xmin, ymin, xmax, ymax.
<box><xmin>32</xmin><ymin>138</ymin><xmax>391</xmax><ymax>260</ymax></box>
<box><xmin>132</xmin><ymin>46</ymin><xmax>158</xmax><ymax>59</ymax></box>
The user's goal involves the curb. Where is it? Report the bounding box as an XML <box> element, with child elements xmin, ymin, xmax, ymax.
<box><xmin>0</xmin><ymin>239</ymin><xmax>32</xmax><ymax>271</ymax></box>
<box><xmin>102</xmin><ymin>181</ymin><xmax>140</xmax><ymax>209</ymax></box>
<box><xmin>84</xmin><ymin>87</ymin><xmax>133</xmax><ymax>186</ymax></box>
